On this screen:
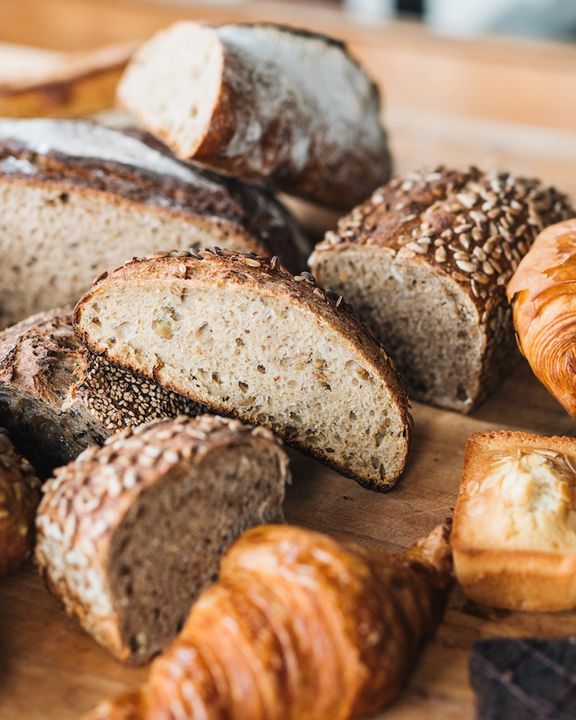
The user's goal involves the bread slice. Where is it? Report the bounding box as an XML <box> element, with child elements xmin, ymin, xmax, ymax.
<box><xmin>118</xmin><ymin>22</ymin><xmax>391</xmax><ymax>210</ymax></box>
<box><xmin>74</xmin><ymin>250</ymin><xmax>412</xmax><ymax>490</ymax></box>
<box><xmin>0</xmin><ymin>118</ymin><xmax>308</xmax><ymax>327</ymax></box>
<box><xmin>0</xmin><ymin>427</ymin><xmax>40</xmax><ymax>576</ymax></box>
<box><xmin>35</xmin><ymin>414</ymin><xmax>289</xmax><ymax>663</ymax></box>
<box><xmin>452</xmin><ymin>430</ymin><xmax>576</xmax><ymax>611</ymax></box>
<box><xmin>310</xmin><ymin>166</ymin><xmax>574</xmax><ymax>413</ymax></box>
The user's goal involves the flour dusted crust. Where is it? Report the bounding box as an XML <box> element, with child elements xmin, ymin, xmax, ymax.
<box><xmin>118</xmin><ymin>22</ymin><xmax>391</xmax><ymax>210</ymax></box>
<box><xmin>453</xmin><ymin>430</ymin><xmax>576</xmax><ymax>611</ymax></box>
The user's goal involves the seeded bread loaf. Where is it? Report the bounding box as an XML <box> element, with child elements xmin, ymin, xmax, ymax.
<box><xmin>36</xmin><ymin>415</ymin><xmax>289</xmax><ymax>663</ymax></box>
<box><xmin>73</xmin><ymin>249</ymin><xmax>412</xmax><ymax>491</ymax></box>
<box><xmin>118</xmin><ymin>22</ymin><xmax>391</xmax><ymax>210</ymax></box>
<box><xmin>0</xmin><ymin>118</ymin><xmax>308</xmax><ymax>327</ymax></box>
<box><xmin>0</xmin><ymin>427</ymin><xmax>41</xmax><ymax>576</ymax></box>
<box><xmin>84</xmin><ymin>522</ymin><xmax>451</xmax><ymax>720</ymax></box>
<box><xmin>452</xmin><ymin>430</ymin><xmax>576</xmax><ymax>611</ymax></box>
<box><xmin>310</xmin><ymin>166</ymin><xmax>573</xmax><ymax>413</ymax></box>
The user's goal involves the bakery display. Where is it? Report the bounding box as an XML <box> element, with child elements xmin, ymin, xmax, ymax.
<box><xmin>471</xmin><ymin>637</ymin><xmax>576</xmax><ymax>720</ymax></box>
<box><xmin>35</xmin><ymin>415</ymin><xmax>289</xmax><ymax>663</ymax></box>
<box><xmin>310</xmin><ymin>166</ymin><xmax>573</xmax><ymax>413</ymax></box>
<box><xmin>83</xmin><ymin>521</ymin><xmax>452</xmax><ymax>720</ymax></box>
<box><xmin>118</xmin><ymin>22</ymin><xmax>391</xmax><ymax>210</ymax></box>
<box><xmin>0</xmin><ymin>427</ymin><xmax>40</xmax><ymax>576</ymax></box>
<box><xmin>508</xmin><ymin>218</ymin><xmax>576</xmax><ymax>416</ymax></box>
<box><xmin>0</xmin><ymin>118</ymin><xmax>308</xmax><ymax>327</ymax></box>
<box><xmin>452</xmin><ymin>430</ymin><xmax>576</xmax><ymax>611</ymax></box>
<box><xmin>73</xmin><ymin>249</ymin><xmax>412</xmax><ymax>491</ymax></box>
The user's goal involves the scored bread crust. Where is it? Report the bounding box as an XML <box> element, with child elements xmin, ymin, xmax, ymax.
<box><xmin>74</xmin><ymin>249</ymin><xmax>412</xmax><ymax>491</ymax></box>
<box><xmin>453</xmin><ymin>430</ymin><xmax>576</xmax><ymax>612</ymax></box>
<box><xmin>36</xmin><ymin>414</ymin><xmax>290</xmax><ymax>663</ymax></box>
<box><xmin>310</xmin><ymin>166</ymin><xmax>574</xmax><ymax>412</ymax></box>
<box><xmin>118</xmin><ymin>22</ymin><xmax>391</xmax><ymax>210</ymax></box>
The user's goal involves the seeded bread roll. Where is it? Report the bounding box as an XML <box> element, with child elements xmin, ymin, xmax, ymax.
<box><xmin>310</xmin><ymin>166</ymin><xmax>573</xmax><ymax>413</ymax></box>
<box><xmin>453</xmin><ymin>430</ymin><xmax>576</xmax><ymax>611</ymax></box>
<box><xmin>73</xmin><ymin>249</ymin><xmax>412</xmax><ymax>491</ymax></box>
<box><xmin>118</xmin><ymin>22</ymin><xmax>391</xmax><ymax>210</ymax></box>
<box><xmin>36</xmin><ymin>414</ymin><xmax>289</xmax><ymax>663</ymax></box>
<box><xmin>0</xmin><ymin>118</ymin><xmax>308</xmax><ymax>327</ymax></box>
<box><xmin>0</xmin><ymin>427</ymin><xmax>41</xmax><ymax>576</ymax></box>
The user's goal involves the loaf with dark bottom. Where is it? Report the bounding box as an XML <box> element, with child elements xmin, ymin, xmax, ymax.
<box><xmin>73</xmin><ymin>249</ymin><xmax>412</xmax><ymax>491</ymax></box>
<box><xmin>36</xmin><ymin>415</ymin><xmax>289</xmax><ymax>664</ymax></box>
<box><xmin>82</xmin><ymin>522</ymin><xmax>452</xmax><ymax>720</ymax></box>
<box><xmin>118</xmin><ymin>22</ymin><xmax>391</xmax><ymax>210</ymax></box>
<box><xmin>0</xmin><ymin>427</ymin><xmax>41</xmax><ymax>576</ymax></box>
<box><xmin>310</xmin><ymin>166</ymin><xmax>573</xmax><ymax>412</ymax></box>
<box><xmin>0</xmin><ymin>118</ymin><xmax>308</xmax><ymax>327</ymax></box>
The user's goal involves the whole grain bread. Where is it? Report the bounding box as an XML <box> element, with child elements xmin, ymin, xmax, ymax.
<box><xmin>118</xmin><ymin>22</ymin><xmax>391</xmax><ymax>210</ymax></box>
<box><xmin>310</xmin><ymin>166</ymin><xmax>574</xmax><ymax>413</ymax></box>
<box><xmin>73</xmin><ymin>249</ymin><xmax>412</xmax><ymax>491</ymax></box>
<box><xmin>0</xmin><ymin>427</ymin><xmax>41</xmax><ymax>576</ymax></box>
<box><xmin>36</xmin><ymin>415</ymin><xmax>289</xmax><ymax>663</ymax></box>
<box><xmin>0</xmin><ymin>118</ymin><xmax>309</xmax><ymax>327</ymax></box>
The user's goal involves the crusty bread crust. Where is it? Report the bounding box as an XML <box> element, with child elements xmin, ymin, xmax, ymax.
<box><xmin>74</xmin><ymin>249</ymin><xmax>412</xmax><ymax>490</ymax></box>
<box><xmin>453</xmin><ymin>430</ymin><xmax>576</xmax><ymax>611</ymax></box>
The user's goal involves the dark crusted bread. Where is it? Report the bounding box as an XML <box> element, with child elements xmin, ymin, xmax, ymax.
<box><xmin>73</xmin><ymin>249</ymin><xmax>412</xmax><ymax>491</ymax></box>
<box><xmin>118</xmin><ymin>22</ymin><xmax>391</xmax><ymax>210</ymax></box>
<box><xmin>35</xmin><ymin>414</ymin><xmax>289</xmax><ymax>664</ymax></box>
<box><xmin>310</xmin><ymin>166</ymin><xmax>574</xmax><ymax>413</ymax></box>
<box><xmin>0</xmin><ymin>427</ymin><xmax>41</xmax><ymax>576</ymax></box>
<box><xmin>0</xmin><ymin>118</ymin><xmax>309</xmax><ymax>327</ymax></box>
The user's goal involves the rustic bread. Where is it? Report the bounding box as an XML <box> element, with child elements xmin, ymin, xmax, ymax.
<box><xmin>452</xmin><ymin>430</ymin><xmax>576</xmax><ymax>611</ymax></box>
<box><xmin>73</xmin><ymin>249</ymin><xmax>412</xmax><ymax>491</ymax></box>
<box><xmin>84</xmin><ymin>522</ymin><xmax>451</xmax><ymax>720</ymax></box>
<box><xmin>0</xmin><ymin>118</ymin><xmax>308</xmax><ymax>327</ymax></box>
<box><xmin>507</xmin><ymin>218</ymin><xmax>576</xmax><ymax>416</ymax></box>
<box><xmin>36</xmin><ymin>415</ymin><xmax>289</xmax><ymax>664</ymax></box>
<box><xmin>310</xmin><ymin>166</ymin><xmax>574</xmax><ymax>413</ymax></box>
<box><xmin>0</xmin><ymin>427</ymin><xmax>41</xmax><ymax>576</ymax></box>
<box><xmin>118</xmin><ymin>22</ymin><xmax>391</xmax><ymax>210</ymax></box>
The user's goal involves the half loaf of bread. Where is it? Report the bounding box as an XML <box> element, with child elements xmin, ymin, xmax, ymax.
<box><xmin>36</xmin><ymin>414</ymin><xmax>289</xmax><ymax>663</ymax></box>
<box><xmin>0</xmin><ymin>118</ymin><xmax>308</xmax><ymax>327</ymax></box>
<box><xmin>311</xmin><ymin>166</ymin><xmax>573</xmax><ymax>412</ymax></box>
<box><xmin>118</xmin><ymin>22</ymin><xmax>391</xmax><ymax>210</ymax></box>
<box><xmin>74</xmin><ymin>250</ymin><xmax>412</xmax><ymax>490</ymax></box>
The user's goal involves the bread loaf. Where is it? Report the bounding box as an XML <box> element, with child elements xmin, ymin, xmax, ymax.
<box><xmin>36</xmin><ymin>415</ymin><xmax>289</xmax><ymax>663</ymax></box>
<box><xmin>118</xmin><ymin>22</ymin><xmax>391</xmax><ymax>210</ymax></box>
<box><xmin>507</xmin><ymin>219</ymin><xmax>576</xmax><ymax>416</ymax></box>
<box><xmin>0</xmin><ymin>118</ymin><xmax>308</xmax><ymax>327</ymax></box>
<box><xmin>83</xmin><ymin>522</ymin><xmax>452</xmax><ymax>720</ymax></box>
<box><xmin>452</xmin><ymin>430</ymin><xmax>576</xmax><ymax>611</ymax></box>
<box><xmin>73</xmin><ymin>249</ymin><xmax>412</xmax><ymax>491</ymax></box>
<box><xmin>0</xmin><ymin>427</ymin><xmax>40</xmax><ymax>576</ymax></box>
<box><xmin>310</xmin><ymin>166</ymin><xmax>573</xmax><ymax>412</ymax></box>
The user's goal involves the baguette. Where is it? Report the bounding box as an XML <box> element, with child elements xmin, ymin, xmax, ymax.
<box><xmin>310</xmin><ymin>166</ymin><xmax>573</xmax><ymax>412</ymax></box>
<box><xmin>118</xmin><ymin>22</ymin><xmax>391</xmax><ymax>210</ymax></box>
<box><xmin>73</xmin><ymin>249</ymin><xmax>412</xmax><ymax>491</ymax></box>
<box><xmin>0</xmin><ymin>118</ymin><xmax>308</xmax><ymax>327</ymax></box>
<box><xmin>36</xmin><ymin>415</ymin><xmax>289</xmax><ymax>663</ymax></box>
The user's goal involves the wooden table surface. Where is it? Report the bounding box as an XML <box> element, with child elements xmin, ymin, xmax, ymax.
<box><xmin>1</xmin><ymin>2</ymin><xmax>576</xmax><ymax>719</ymax></box>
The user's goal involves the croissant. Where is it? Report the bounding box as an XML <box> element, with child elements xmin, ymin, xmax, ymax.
<box><xmin>507</xmin><ymin>219</ymin><xmax>576</xmax><ymax>415</ymax></box>
<box><xmin>83</xmin><ymin>522</ymin><xmax>452</xmax><ymax>720</ymax></box>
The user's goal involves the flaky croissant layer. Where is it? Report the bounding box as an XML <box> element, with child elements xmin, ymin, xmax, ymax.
<box><xmin>83</xmin><ymin>523</ymin><xmax>452</xmax><ymax>720</ymax></box>
<box><xmin>508</xmin><ymin>219</ymin><xmax>576</xmax><ymax>415</ymax></box>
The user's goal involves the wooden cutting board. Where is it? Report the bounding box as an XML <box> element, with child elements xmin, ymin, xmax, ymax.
<box><xmin>2</xmin><ymin>69</ymin><xmax>576</xmax><ymax>720</ymax></box>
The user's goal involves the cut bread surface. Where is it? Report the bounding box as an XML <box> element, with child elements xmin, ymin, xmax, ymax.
<box><xmin>74</xmin><ymin>251</ymin><xmax>411</xmax><ymax>490</ymax></box>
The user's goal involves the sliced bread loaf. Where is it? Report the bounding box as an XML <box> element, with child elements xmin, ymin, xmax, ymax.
<box><xmin>35</xmin><ymin>414</ymin><xmax>289</xmax><ymax>663</ymax></box>
<box><xmin>310</xmin><ymin>166</ymin><xmax>574</xmax><ymax>413</ymax></box>
<box><xmin>118</xmin><ymin>22</ymin><xmax>391</xmax><ymax>210</ymax></box>
<box><xmin>0</xmin><ymin>118</ymin><xmax>308</xmax><ymax>327</ymax></box>
<box><xmin>73</xmin><ymin>250</ymin><xmax>412</xmax><ymax>491</ymax></box>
